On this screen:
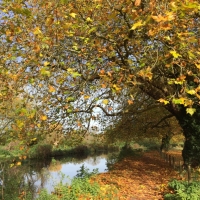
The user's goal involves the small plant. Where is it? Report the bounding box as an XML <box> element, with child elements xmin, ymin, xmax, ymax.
<box><xmin>164</xmin><ymin>179</ymin><xmax>200</xmax><ymax>200</ymax></box>
<box><xmin>76</xmin><ymin>164</ymin><xmax>98</xmax><ymax>178</ymax></box>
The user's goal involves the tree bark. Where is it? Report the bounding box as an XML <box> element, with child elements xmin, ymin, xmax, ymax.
<box><xmin>175</xmin><ymin>106</ymin><xmax>200</xmax><ymax>167</ymax></box>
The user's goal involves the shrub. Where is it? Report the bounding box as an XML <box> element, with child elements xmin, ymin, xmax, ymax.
<box><xmin>29</xmin><ymin>143</ymin><xmax>52</xmax><ymax>159</ymax></box>
<box><xmin>73</xmin><ymin>145</ymin><xmax>88</xmax><ymax>155</ymax></box>
<box><xmin>164</xmin><ymin>179</ymin><xmax>200</xmax><ymax>200</ymax></box>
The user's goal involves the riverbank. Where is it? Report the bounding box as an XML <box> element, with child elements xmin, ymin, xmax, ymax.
<box><xmin>93</xmin><ymin>151</ymin><xmax>180</xmax><ymax>200</ymax></box>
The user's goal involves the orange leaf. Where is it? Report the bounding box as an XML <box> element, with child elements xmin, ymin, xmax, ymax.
<box><xmin>49</xmin><ymin>85</ymin><xmax>56</xmax><ymax>93</ymax></box>
<box><xmin>101</xmin><ymin>83</ymin><xmax>106</xmax><ymax>88</ymax></box>
<box><xmin>107</xmin><ymin>71</ymin><xmax>112</xmax><ymax>77</ymax></box>
<box><xmin>135</xmin><ymin>0</ymin><xmax>141</xmax><ymax>6</ymax></box>
<box><xmin>40</xmin><ymin>115</ymin><xmax>47</xmax><ymax>121</ymax></box>
<box><xmin>128</xmin><ymin>100</ymin><xmax>134</xmax><ymax>105</ymax></box>
<box><xmin>34</xmin><ymin>44</ymin><xmax>40</xmax><ymax>52</ymax></box>
<box><xmin>108</xmin><ymin>107</ymin><xmax>113</xmax><ymax>111</ymax></box>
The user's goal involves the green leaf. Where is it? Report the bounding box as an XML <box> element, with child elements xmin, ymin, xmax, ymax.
<box><xmin>172</xmin><ymin>98</ymin><xmax>184</xmax><ymax>104</ymax></box>
<box><xmin>66</xmin><ymin>97</ymin><xmax>75</xmax><ymax>102</ymax></box>
<box><xmin>72</xmin><ymin>72</ymin><xmax>82</xmax><ymax>78</ymax></box>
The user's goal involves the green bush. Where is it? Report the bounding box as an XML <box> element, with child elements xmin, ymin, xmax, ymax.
<box><xmin>164</xmin><ymin>179</ymin><xmax>200</xmax><ymax>200</ymax></box>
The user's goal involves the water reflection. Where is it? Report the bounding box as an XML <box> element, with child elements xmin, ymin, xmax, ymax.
<box><xmin>34</xmin><ymin>154</ymin><xmax>108</xmax><ymax>193</ymax></box>
<box><xmin>0</xmin><ymin>153</ymin><xmax>114</xmax><ymax>199</ymax></box>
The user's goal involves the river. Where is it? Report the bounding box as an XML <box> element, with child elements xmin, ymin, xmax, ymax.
<box><xmin>0</xmin><ymin>152</ymin><xmax>117</xmax><ymax>199</ymax></box>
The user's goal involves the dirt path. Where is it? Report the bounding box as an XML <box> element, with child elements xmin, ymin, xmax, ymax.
<box><xmin>95</xmin><ymin>151</ymin><xmax>180</xmax><ymax>200</ymax></box>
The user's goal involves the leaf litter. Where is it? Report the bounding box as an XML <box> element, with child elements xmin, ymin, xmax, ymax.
<box><xmin>93</xmin><ymin>151</ymin><xmax>181</xmax><ymax>200</ymax></box>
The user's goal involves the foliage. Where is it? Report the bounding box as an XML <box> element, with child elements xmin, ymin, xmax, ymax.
<box><xmin>105</xmin><ymin>95</ymin><xmax>183</xmax><ymax>144</ymax></box>
<box><xmin>137</xmin><ymin>139</ymin><xmax>160</xmax><ymax>151</ymax></box>
<box><xmin>76</xmin><ymin>164</ymin><xmax>99</xmax><ymax>178</ymax></box>
<box><xmin>117</xmin><ymin>144</ymin><xmax>140</xmax><ymax>161</ymax></box>
<box><xmin>28</xmin><ymin>143</ymin><xmax>52</xmax><ymax>159</ymax></box>
<box><xmin>165</xmin><ymin>179</ymin><xmax>200</xmax><ymax>200</ymax></box>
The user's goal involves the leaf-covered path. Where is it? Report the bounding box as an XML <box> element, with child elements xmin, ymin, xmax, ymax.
<box><xmin>95</xmin><ymin>151</ymin><xmax>180</xmax><ymax>200</ymax></box>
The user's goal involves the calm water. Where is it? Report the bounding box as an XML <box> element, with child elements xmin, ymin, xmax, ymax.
<box><xmin>33</xmin><ymin>155</ymin><xmax>109</xmax><ymax>193</ymax></box>
<box><xmin>0</xmin><ymin>153</ymin><xmax>117</xmax><ymax>199</ymax></box>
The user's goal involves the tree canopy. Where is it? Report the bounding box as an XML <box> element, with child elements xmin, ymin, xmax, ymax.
<box><xmin>0</xmin><ymin>0</ymin><xmax>200</xmax><ymax>163</ymax></box>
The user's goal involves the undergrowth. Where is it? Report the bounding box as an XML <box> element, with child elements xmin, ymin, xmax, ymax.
<box><xmin>164</xmin><ymin>179</ymin><xmax>200</xmax><ymax>200</ymax></box>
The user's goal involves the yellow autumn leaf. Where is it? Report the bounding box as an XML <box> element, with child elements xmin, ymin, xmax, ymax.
<box><xmin>102</xmin><ymin>99</ymin><xmax>109</xmax><ymax>105</ymax></box>
<box><xmin>169</xmin><ymin>50</ymin><xmax>182</xmax><ymax>58</ymax></box>
<box><xmin>10</xmin><ymin>163</ymin><xmax>14</xmax><ymax>168</ymax></box>
<box><xmin>70</xmin><ymin>13</ymin><xmax>77</xmax><ymax>18</ymax></box>
<box><xmin>158</xmin><ymin>98</ymin><xmax>169</xmax><ymax>105</ymax></box>
<box><xmin>40</xmin><ymin>115</ymin><xmax>47</xmax><ymax>121</ymax></box>
<box><xmin>186</xmin><ymin>108</ymin><xmax>196</xmax><ymax>116</ymax></box>
<box><xmin>195</xmin><ymin>63</ymin><xmax>200</xmax><ymax>69</ymax></box>
<box><xmin>84</xmin><ymin>95</ymin><xmax>90</xmax><ymax>99</ymax></box>
<box><xmin>16</xmin><ymin>120</ymin><xmax>24</xmax><ymax>128</ymax></box>
<box><xmin>186</xmin><ymin>89</ymin><xmax>196</xmax><ymax>95</ymax></box>
<box><xmin>45</xmin><ymin>17</ymin><xmax>54</xmax><ymax>26</ymax></box>
<box><xmin>86</xmin><ymin>17</ymin><xmax>93</xmax><ymax>22</ymax></box>
<box><xmin>130</xmin><ymin>20</ymin><xmax>145</xmax><ymax>30</ymax></box>
<box><xmin>33</xmin><ymin>27</ymin><xmax>42</xmax><ymax>35</ymax></box>
<box><xmin>31</xmin><ymin>138</ymin><xmax>37</xmax><ymax>142</ymax></box>
<box><xmin>16</xmin><ymin>162</ymin><xmax>21</xmax><ymax>166</ymax></box>
<box><xmin>113</xmin><ymin>84</ymin><xmax>121</xmax><ymax>91</ymax></box>
<box><xmin>44</xmin><ymin>61</ymin><xmax>50</xmax><ymax>66</ymax></box>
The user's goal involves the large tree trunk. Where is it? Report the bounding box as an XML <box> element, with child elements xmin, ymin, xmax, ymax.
<box><xmin>175</xmin><ymin>106</ymin><xmax>200</xmax><ymax>167</ymax></box>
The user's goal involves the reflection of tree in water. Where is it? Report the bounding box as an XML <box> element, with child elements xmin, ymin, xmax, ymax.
<box><xmin>48</xmin><ymin>161</ymin><xmax>62</xmax><ymax>172</ymax></box>
<box><xmin>85</xmin><ymin>157</ymin><xmax>100</xmax><ymax>166</ymax></box>
<box><xmin>0</xmin><ymin>159</ymin><xmax>51</xmax><ymax>200</ymax></box>
<box><xmin>85</xmin><ymin>154</ymin><xmax>107</xmax><ymax>166</ymax></box>
<box><xmin>54</xmin><ymin>152</ymin><xmax>108</xmax><ymax>165</ymax></box>
<box><xmin>106</xmin><ymin>152</ymin><xmax>119</xmax><ymax>170</ymax></box>
<box><xmin>0</xmin><ymin>161</ymin><xmax>38</xmax><ymax>199</ymax></box>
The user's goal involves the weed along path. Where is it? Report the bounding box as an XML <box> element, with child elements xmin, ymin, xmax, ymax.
<box><xmin>94</xmin><ymin>151</ymin><xmax>180</xmax><ymax>200</ymax></box>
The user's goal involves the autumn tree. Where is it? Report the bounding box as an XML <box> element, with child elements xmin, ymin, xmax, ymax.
<box><xmin>105</xmin><ymin>91</ymin><xmax>182</xmax><ymax>146</ymax></box>
<box><xmin>1</xmin><ymin>0</ymin><xmax>200</xmax><ymax>165</ymax></box>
